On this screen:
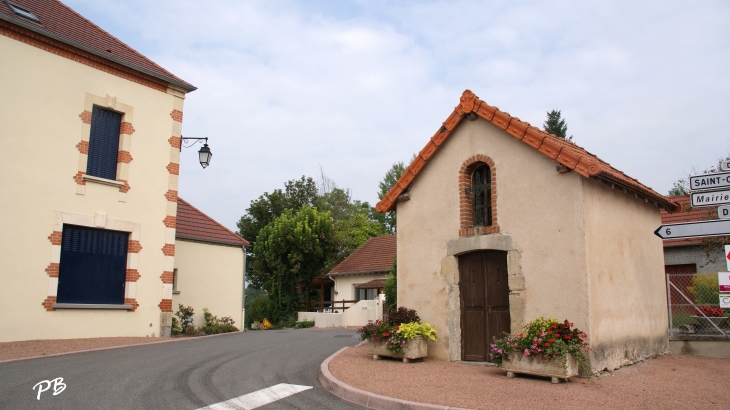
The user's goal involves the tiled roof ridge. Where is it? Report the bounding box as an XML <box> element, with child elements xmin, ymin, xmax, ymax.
<box><xmin>375</xmin><ymin>89</ymin><xmax>679</xmax><ymax>213</ymax></box>
<box><xmin>177</xmin><ymin>197</ymin><xmax>249</xmax><ymax>245</ymax></box>
<box><xmin>49</xmin><ymin>0</ymin><xmax>183</xmax><ymax>83</ymax></box>
<box><xmin>327</xmin><ymin>234</ymin><xmax>396</xmax><ymax>275</ymax></box>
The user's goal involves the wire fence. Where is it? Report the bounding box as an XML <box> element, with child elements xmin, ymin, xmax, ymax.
<box><xmin>666</xmin><ymin>273</ymin><xmax>729</xmax><ymax>337</ymax></box>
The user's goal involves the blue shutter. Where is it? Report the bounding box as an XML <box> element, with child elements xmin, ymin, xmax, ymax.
<box><xmin>57</xmin><ymin>225</ymin><xmax>128</xmax><ymax>304</ymax></box>
<box><xmin>86</xmin><ymin>106</ymin><xmax>122</xmax><ymax>180</ymax></box>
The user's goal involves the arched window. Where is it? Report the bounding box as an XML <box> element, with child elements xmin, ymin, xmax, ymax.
<box><xmin>469</xmin><ymin>164</ymin><xmax>492</xmax><ymax>226</ymax></box>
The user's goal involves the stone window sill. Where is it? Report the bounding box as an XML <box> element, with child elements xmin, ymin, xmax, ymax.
<box><xmin>52</xmin><ymin>303</ymin><xmax>133</xmax><ymax>310</ymax></box>
<box><xmin>173</xmin><ymin>290</ymin><xmax>180</xmax><ymax>295</ymax></box>
<box><xmin>82</xmin><ymin>175</ymin><xmax>125</xmax><ymax>188</ymax></box>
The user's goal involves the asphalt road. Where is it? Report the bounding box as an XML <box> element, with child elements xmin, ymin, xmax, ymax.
<box><xmin>0</xmin><ymin>328</ymin><xmax>363</xmax><ymax>410</ymax></box>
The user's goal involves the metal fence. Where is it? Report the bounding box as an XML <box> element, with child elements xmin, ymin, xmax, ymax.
<box><xmin>666</xmin><ymin>273</ymin><xmax>729</xmax><ymax>337</ymax></box>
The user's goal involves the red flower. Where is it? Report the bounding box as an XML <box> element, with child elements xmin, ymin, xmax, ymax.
<box><xmin>548</xmin><ymin>338</ymin><xmax>555</xmax><ymax>343</ymax></box>
<box><xmin>565</xmin><ymin>335</ymin><xmax>571</xmax><ymax>339</ymax></box>
<box><xmin>552</xmin><ymin>324</ymin><xmax>557</xmax><ymax>329</ymax></box>
<box><xmin>547</xmin><ymin>330</ymin><xmax>553</xmax><ymax>334</ymax></box>
<box><xmin>544</xmin><ymin>342</ymin><xmax>551</xmax><ymax>347</ymax></box>
<box><xmin>382</xmin><ymin>332</ymin><xmax>389</xmax><ymax>337</ymax></box>
<box><xmin>581</xmin><ymin>334</ymin><xmax>587</xmax><ymax>339</ymax></box>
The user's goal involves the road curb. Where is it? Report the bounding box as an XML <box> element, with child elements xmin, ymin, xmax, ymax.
<box><xmin>319</xmin><ymin>343</ymin><xmax>472</xmax><ymax>410</ymax></box>
<box><xmin>0</xmin><ymin>329</ymin><xmax>242</xmax><ymax>365</ymax></box>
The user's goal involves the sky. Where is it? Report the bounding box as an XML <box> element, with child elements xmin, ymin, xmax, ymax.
<box><xmin>67</xmin><ymin>0</ymin><xmax>730</xmax><ymax>233</ymax></box>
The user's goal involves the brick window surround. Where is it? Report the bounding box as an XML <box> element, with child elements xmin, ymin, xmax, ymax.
<box><xmin>74</xmin><ymin>93</ymin><xmax>135</xmax><ymax>202</ymax></box>
<box><xmin>44</xmin><ymin>211</ymin><xmax>141</xmax><ymax>312</ymax></box>
<box><xmin>459</xmin><ymin>155</ymin><xmax>499</xmax><ymax>236</ymax></box>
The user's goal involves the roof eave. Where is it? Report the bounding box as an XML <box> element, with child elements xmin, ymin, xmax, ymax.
<box><xmin>0</xmin><ymin>14</ymin><xmax>197</xmax><ymax>93</ymax></box>
<box><xmin>175</xmin><ymin>235</ymin><xmax>248</xmax><ymax>247</ymax></box>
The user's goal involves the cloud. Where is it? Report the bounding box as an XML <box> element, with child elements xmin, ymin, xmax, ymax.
<box><xmin>68</xmin><ymin>0</ymin><xmax>730</xmax><ymax>231</ymax></box>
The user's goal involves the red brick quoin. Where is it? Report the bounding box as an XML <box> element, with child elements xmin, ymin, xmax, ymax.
<box><xmin>161</xmin><ymin>244</ymin><xmax>175</xmax><ymax>257</ymax></box>
<box><xmin>73</xmin><ymin>171</ymin><xmax>86</xmax><ymax>185</ymax></box>
<box><xmin>168</xmin><ymin>136</ymin><xmax>181</xmax><ymax>149</ymax></box>
<box><xmin>43</xmin><ymin>296</ymin><xmax>57</xmax><ymax>311</ymax></box>
<box><xmin>160</xmin><ymin>271</ymin><xmax>174</xmax><ymax>284</ymax></box>
<box><xmin>158</xmin><ymin>299</ymin><xmax>173</xmax><ymax>312</ymax></box>
<box><xmin>76</xmin><ymin>140</ymin><xmax>89</xmax><ymax>154</ymax></box>
<box><xmin>459</xmin><ymin>154</ymin><xmax>499</xmax><ymax>237</ymax></box>
<box><xmin>170</xmin><ymin>110</ymin><xmax>183</xmax><ymax>122</ymax></box>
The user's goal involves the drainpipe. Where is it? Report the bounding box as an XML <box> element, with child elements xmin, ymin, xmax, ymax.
<box><xmin>241</xmin><ymin>244</ymin><xmax>249</xmax><ymax>331</ymax></box>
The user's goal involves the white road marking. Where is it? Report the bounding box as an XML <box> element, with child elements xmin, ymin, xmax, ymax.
<box><xmin>197</xmin><ymin>383</ymin><xmax>312</xmax><ymax>410</ymax></box>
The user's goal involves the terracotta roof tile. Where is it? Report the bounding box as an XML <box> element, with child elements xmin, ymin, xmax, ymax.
<box><xmin>660</xmin><ymin>196</ymin><xmax>718</xmax><ymax>247</ymax></box>
<box><xmin>376</xmin><ymin>90</ymin><xmax>679</xmax><ymax>213</ymax></box>
<box><xmin>354</xmin><ymin>279</ymin><xmax>387</xmax><ymax>289</ymax></box>
<box><xmin>0</xmin><ymin>0</ymin><xmax>193</xmax><ymax>90</ymax></box>
<box><xmin>176</xmin><ymin>198</ymin><xmax>248</xmax><ymax>246</ymax></box>
<box><xmin>327</xmin><ymin>235</ymin><xmax>396</xmax><ymax>276</ymax></box>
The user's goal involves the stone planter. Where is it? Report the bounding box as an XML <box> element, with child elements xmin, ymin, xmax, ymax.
<box><xmin>502</xmin><ymin>353</ymin><xmax>578</xmax><ymax>383</ymax></box>
<box><xmin>691</xmin><ymin>316</ymin><xmax>729</xmax><ymax>332</ymax></box>
<box><xmin>367</xmin><ymin>335</ymin><xmax>428</xmax><ymax>363</ymax></box>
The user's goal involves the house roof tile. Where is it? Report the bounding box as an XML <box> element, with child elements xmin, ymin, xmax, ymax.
<box><xmin>376</xmin><ymin>90</ymin><xmax>679</xmax><ymax>213</ymax></box>
<box><xmin>176</xmin><ymin>198</ymin><xmax>248</xmax><ymax>247</ymax></box>
<box><xmin>660</xmin><ymin>195</ymin><xmax>718</xmax><ymax>247</ymax></box>
<box><xmin>0</xmin><ymin>0</ymin><xmax>194</xmax><ymax>90</ymax></box>
<box><xmin>327</xmin><ymin>235</ymin><xmax>396</xmax><ymax>276</ymax></box>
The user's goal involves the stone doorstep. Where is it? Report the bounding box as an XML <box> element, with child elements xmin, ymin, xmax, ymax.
<box><xmin>319</xmin><ymin>344</ymin><xmax>473</xmax><ymax>410</ymax></box>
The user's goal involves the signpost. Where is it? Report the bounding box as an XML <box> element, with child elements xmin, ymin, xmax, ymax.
<box><xmin>690</xmin><ymin>189</ymin><xmax>730</xmax><ymax>207</ymax></box>
<box><xmin>689</xmin><ymin>171</ymin><xmax>730</xmax><ymax>191</ymax></box>
<box><xmin>653</xmin><ymin>219</ymin><xmax>730</xmax><ymax>240</ymax></box>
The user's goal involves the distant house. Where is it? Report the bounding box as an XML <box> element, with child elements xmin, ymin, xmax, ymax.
<box><xmin>375</xmin><ymin>89</ymin><xmax>679</xmax><ymax>372</ymax></box>
<box><xmin>174</xmin><ymin>199</ymin><xmax>248</xmax><ymax>328</ymax></box>
<box><xmin>297</xmin><ymin>235</ymin><xmax>395</xmax><ymax>327</ymax></box>
<box><xmin>661</xmin><ymin>196</ymin><xmax>725</xmax><ymax>275</ymax></box>
<box><xmin>327</xmin><ymin>234</ymin><xmax>396</xmax><ymax>303</ymax></box>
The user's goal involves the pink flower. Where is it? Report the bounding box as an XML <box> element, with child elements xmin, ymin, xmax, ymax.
<box><xmin>524</xmin><ymin>349</ymin><xmax>530</xmax><ymax>356</ymax></box>
<box><xmin>497</xmin><ymin>349</ymin><xmax>503</xmax><ymax>354</ymax></box>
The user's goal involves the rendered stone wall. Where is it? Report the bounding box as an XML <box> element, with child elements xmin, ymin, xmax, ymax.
<box><xmin>664</xmin><ymin>246</ymin><xmax>725</xmax><ymax>273</ymax></box>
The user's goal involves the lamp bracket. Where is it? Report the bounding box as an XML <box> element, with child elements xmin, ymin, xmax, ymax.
<box><xmin>180</xmin><ymin>135</ymin><xmax>208</xmax><ymax>151</ymax></box>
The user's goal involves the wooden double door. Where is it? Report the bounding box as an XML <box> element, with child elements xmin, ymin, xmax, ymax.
<box><xmin>459</xmin><ymin>250</ymin><xmax>510</xmax><ymax>361</ymax></box>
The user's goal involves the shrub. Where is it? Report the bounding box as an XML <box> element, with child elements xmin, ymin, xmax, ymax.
<box><xmin>384</xmin><ymin>256</ymin><xmax>397</xmax><ymax>310</ymax></box>
<box><xmin>398</xmin><ymin>322</ymin><xmax>437</xmax><ymax>341</ymax></box>
<box><xmin>387</xmin><ymin>307</ymin><xmax>420</xmax><ymax>326</ymax></box>
<box><xmin>201</xmin><ymin>308</ymin><xmax>238</xmax><ymax>334</ymax></box>
<box><xmin>245</xmin><ymin>295</ymin><xmax>270</xmax><ymax>329</ymax></box>
<box><xmin>698</xmin><ymin>305</ymin><xmax>726</xmax><ymax>317</ymax></box>
<box><xmin>688</xmin><ymin>274</ymin><xmax>720</xmax><ymax>305</ymax></box>
<box><xmin>171</xmin><ymin>317</ymin><xmax>181</xmax><ymax>335</ymax></box>
<box><xmin>296</xmin><ymin>320</ymin><xmax>315</xmax><ymax>328</ymax></box>
<box><xmin>175</xmin><ymin>304</ymin><xmax>195</xmax><ymax>334</ymax></box>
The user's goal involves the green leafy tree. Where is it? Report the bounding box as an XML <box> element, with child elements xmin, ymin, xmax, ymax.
<box><xmin>384</xmin><ymin>256</ymin><xmax>397</xmax><ymax>310</ymax></box>
<box><xmin>253</xmin><ymin>206</ymin><xmax>336</xmax><ymax>323</ymax></box>
<box><xmin>377</xmin><ymin>157</ymin><xmax>416</xmax><ymax>234</ymax></box>
<box><xmin>543</xmin><ymin>109</ymin><xmax>573</xmax><ymax>141</ymax></box>
<box><xmin>237</xmin><ymin>177</ymin><xmax>318</xmax><ymax>289</ymax></box>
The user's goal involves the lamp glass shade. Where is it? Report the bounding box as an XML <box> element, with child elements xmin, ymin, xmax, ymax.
<box><xmin>198</xmin><ymin>144</ymin><xmax>212</xmax><ymax>168</ymax></box>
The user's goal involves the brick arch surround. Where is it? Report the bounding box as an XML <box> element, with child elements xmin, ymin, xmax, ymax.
<box><xmin>459</xmin><ymin>155</ymin><xmax>499</xmax><ymax>236</ymax></box>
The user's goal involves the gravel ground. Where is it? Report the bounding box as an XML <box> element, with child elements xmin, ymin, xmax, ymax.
<box><xmin>0</xmin><ymin>337</ymin><xmax>173</xmax><ymax>361</ymax></box>
<box><xmin>329</xmin><ymin>344</ymin><xmax>728</xmax><ymax>410</ymax></box>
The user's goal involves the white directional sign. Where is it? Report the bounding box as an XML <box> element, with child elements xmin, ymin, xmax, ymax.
<box><xmin>720</xmin><ymin>272</ymin><xmax>730</xmax><ymax>292</ymax></box>
<box><xmin>689</xmin><ymin>171</ymin><xmax>730</xmax><ymax>191</ymax></box>
<box><xmin>654</xmin><ymin>219</ymin><xmax>730</xmax><ymax>239</ymax></box>
<box><xmin>721</xmin><ymin>294</ymin><xmax>730</xmax><ymax>308</ymax></box>
<box><xmin>719</xmin><ymin>206</ymin><xmax>730</xmax><ymax>219</ymax></box>
<box><xmin>690</xmin><ymin>189</ymin><xmax>730</xmax><ymax>207</ymax></box>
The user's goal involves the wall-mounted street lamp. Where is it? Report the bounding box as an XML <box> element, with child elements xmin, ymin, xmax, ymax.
<box><xmin>180</xmin><ymin>135</ymin><xmax>212</xmax><ymax>168</ymax></box>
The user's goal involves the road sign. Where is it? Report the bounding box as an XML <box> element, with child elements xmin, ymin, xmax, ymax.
<box><xmin>719</xmin><ymin>206</ymin><xmax>730</xmax><ymax>219</ymax></box>
<box><xmin>690</xmin><ymin>189</ymin><xmax>730</xmax><ymax>207</ymax></box>
<box><xmin>654</xmin><ymin>219</ymin><xmax>730</xmax><ymax>239</ymax></box>
<box><xmin>721</xmin><ymin>294</ymin><xmax>730</xmax><ymax>308</ymax></box>
<box><xmin>726</xmin><ymin>245</ymin><xmax>730</xmax><ymax>271</ymax></box>
<box><xmin>689</xmin><ymin>171</ymin><xmax>730</xmax><ymax>192</ymax></box>
<box><xmin>720</xmin><ymin>272</ymin><xmax>730</xmax><ymax>292</ymax></box>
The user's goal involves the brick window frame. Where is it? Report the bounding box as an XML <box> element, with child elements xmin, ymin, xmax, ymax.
<box><xmin>459</xmin><ymin>155</ymin><xmax>499</xmax><ymax>236</ymax></box>
<box><xmin>44</xmin><ymin>211</ymin><xmax>141</xmax><ymax>311</ymax></box>
<box><xmin>75</xmin><ymin>93</ymin><xmax>135</xmax><ymax>202</ymax></box>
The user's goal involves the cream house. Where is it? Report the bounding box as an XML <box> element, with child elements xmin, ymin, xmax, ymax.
<box><xmin>0</xmin><ymin>0</ymin><xmax>204</xmax><ymax>342</ymax></box>
<box><xmin>376</xmin><ymin>90</ymin><xmax>679</xmax><ymax>372</ymax></box>
<box><xmin>173</xmin><ymin>198</ymin><xmax>248</xmax><ymax>328</ymax></box>
<box><xmin>327</xmin><ymin>234</ymin><xmax>396</xmax><ymax>304</ymax></box>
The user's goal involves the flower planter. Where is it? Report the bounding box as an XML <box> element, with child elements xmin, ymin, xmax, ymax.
<box><xmin>691</xmin><ymin>316</ymin><xmax>728</xmax><ymax>332</ymax></box>
<box><xmin>501</xmin><ymin>352</ymin><xmax>578</xmax><ymax>384</ymax></box>
<box><xmin>367</xmin><ymin>335</ymin><xmax>427</xmax><ymax>363</ymax></box>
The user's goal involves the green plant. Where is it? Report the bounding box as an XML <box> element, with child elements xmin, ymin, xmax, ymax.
<box><xmin>384</xmin><ymin>256</ymin><xmax>397</xmax><ymax>310</ymax></box>
<box><xmin>387</xmin><ymin>307</ymin><xmax>420</xmax><ymax>326</ymax></box>
<box><xmin>171</xmin><ymin>317</ymin><xmax>181</xmax><ymax>335</ymax></box>
<box><xmin>296</xmin><ymin>320</ymin><xmax>315</xmax><ymax>328</ymax></box>
<box><xmin>688</xmin><ymin>273</ymin><xmax>720</xmax><ymax>305</ymax></box>
<box><xmin>175</xmin><ymin>304</ymin><xmax>195</xmax><ymax>334</ymax></box>
<box><xmin>200</xmin><ymin>308</ymin><xmax>238</xmax><ymax>334</ymax></box>
<box><xmin>397</xmin><ymin>322</ymin><xmax>437</xmax><ymax>341</ymax></box>
<box><xmin>489</xmin><ymin>318</ymin><xmax>590</xmax><ymax>376</ymax></box>
<box><xmin>246</xmin><ymin>295</ymin><xmax>270</xmax><ymax>329</ymax></box>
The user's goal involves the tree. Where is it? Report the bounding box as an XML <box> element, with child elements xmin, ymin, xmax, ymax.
<box><xmin>543</xmin><ymin>109</ymin><xmax>573</xmax><ymax>141</ymax></box>
<box><xmin>377</xmin><ymin>158</ymin><xmax>414</xmax><ymax>234</ymax></box>
<box><xmin>237</xmin><ymin>176</ymin><xmax>318</xmax><ymax>289</ymax></box>
<box><xmin>384</xmin><ymin>256</ymin><xmax>397</xmax><ymax>310</ymax></box>
<box><xmin>253</xmin><ymin>206</ymin><xmax>336</xmax><ymax>323</ymax></box>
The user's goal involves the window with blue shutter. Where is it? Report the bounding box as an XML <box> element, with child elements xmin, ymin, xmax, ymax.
<box><xmin>86</xmin><ymin>106</ymin><xmax>122</xmax><ymax>180</ymax></box>
<box><xmin>57</xmin><ymin>225</ymin><xmax>128</xmax><ymax>305</ymax></box>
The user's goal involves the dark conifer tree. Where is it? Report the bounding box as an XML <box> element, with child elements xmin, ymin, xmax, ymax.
<box><xmin>544</xmin><ymin>109</ymin><xmax>573</xmax><ymax>141</ymax></box>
